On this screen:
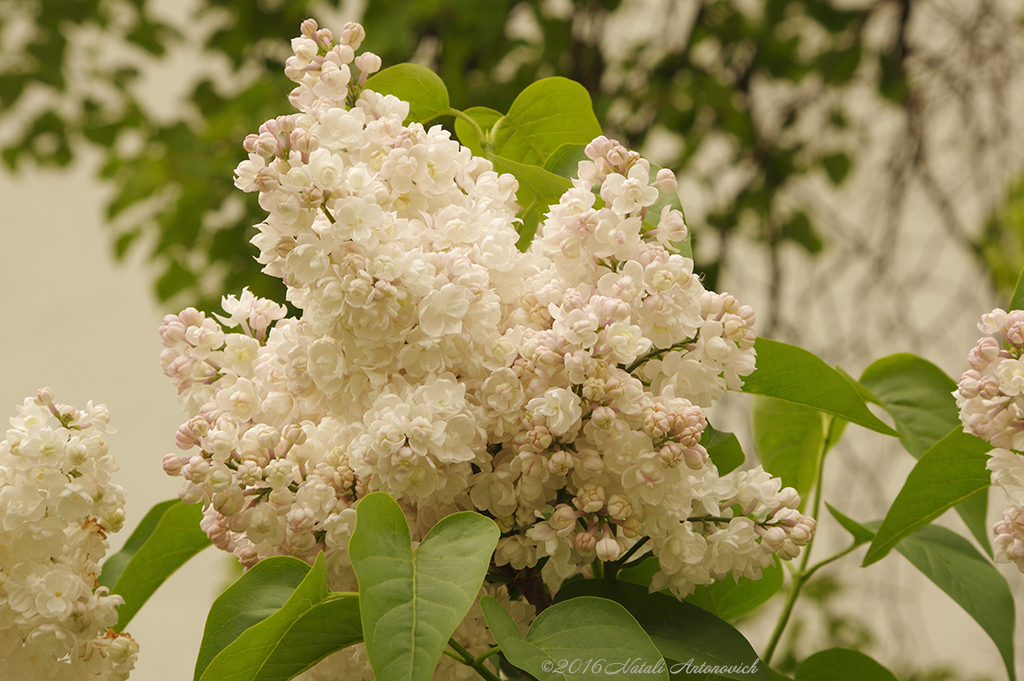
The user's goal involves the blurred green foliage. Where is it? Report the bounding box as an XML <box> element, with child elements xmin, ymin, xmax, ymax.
<box><xmin>0</xmin><ymin>0</ymin><xmax>912</xmax><ymax>310</ymax></box>
<box><xmin>981</xmin><ymin>175</ymin><xmax>1024</xmax><ymax>303</ymax></box>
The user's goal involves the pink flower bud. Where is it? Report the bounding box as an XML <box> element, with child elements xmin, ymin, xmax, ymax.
<box><xmin>596</xmin><ymin>534</ymin><xmax>620</xmax><ymax>562</ymax></box>
<box><xmin>550</xmin><ymin>504</ymin><xmax>578</xmax><ymax>532</ymax></box>
<box><xmin>606</xmin><ymin>494</ymin><xmax>631</xmax><ymax>521</ymax></box>
<box><xmin>163</xmin><ymin>454</ymin><xmax>185</xmax><ymax>476</ymax></box>
<box><xmin>575</xmin><ymin>530</ymin><xmax>597</xmax><ymax>552</ymax></box>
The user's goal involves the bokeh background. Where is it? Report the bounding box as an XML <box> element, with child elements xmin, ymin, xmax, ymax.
<box><xmin>1</xmin><ymin>0</ymin><xmax>1023</xmax><ymax>678</ymax></box>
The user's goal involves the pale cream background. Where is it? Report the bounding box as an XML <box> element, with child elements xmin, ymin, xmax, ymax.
<box><xmin>1</xmin><ymin>0</ymin><xmax>1023</xmax><ymax>678</ymax></box>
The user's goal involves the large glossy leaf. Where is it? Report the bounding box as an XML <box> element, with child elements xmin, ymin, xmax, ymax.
<box><xmin>489</xmin><ymin>154</ymin><xmax>574</xmax><ymax>205</ymax></box>
<box><xmin>703</xmin><ymin>424</ymin><xmax>746</xmax><ymax>475</ymax></box>
<box><xmin>108</xmin><ymin>500</ymin><xmax>211</xmax><ymax>630</ymax></box>
<box><xmin>855</xmin><ymin>356</ymin><xmax>991</xmax><ymax>554</ymax></box>
<box><xmin>741</xmin><ymin>338</ymin><xmax>899</xmax><ymax>437</ymax></box>
<box><xmin>543</xmin><ymin>142</ymin><xmax>589</xmax><ymax>179</ymax></box>
<box><xmin>897</xmin><ymin>525</ymin><xmax>1016</xmax><ymax>681</ymax></box>
<box><xmin>795</xmin><ymin>648</ymin><xmax>897</xmax><ymax>681</ymax></box>
<box><xmin>198</xmin><ymin>554</ymin><xmax>362</xmax><ymax>681</ymax></box>
<box><xmin>686</xmin><ymin>555</ymin><xmax>784</xmax><ymax>621</ymax></box>
<box><xmin>492</xmin><ymin>77</ymin><xmax>602</xmax><ymax>166</ymax></box>
<box><xmin>489</xmin><ymin>153</ymin><xmax>574</xmax><ymax>250</ymax></box>
<box><xmin>863</xmin><ymin>427</ymin><xmax>990</xmax><ymax>566</ymax></box>
<box><xmin>348</xmin><ymin>493</ymin><xmax>499</xmax><ymax>681</ymax></box>
<box><xmin>194</xmin><ymin>556</ymin><xmax>312</xmax><ymax>681</ymax></box>
<box><xmin>750</xmin><ymin>395</ymin><xmax>824</xmax><ymax>506</ymax></box>
<box><xmin>832</xmin><ymin>515</ymin><xmax>1016</xmax><ymax>681</ymax></box>
<box><xmin>554</xmin><ymin>580</ymin><xmax>770</xmax><ymax>681</ymax></box>
<box><xmin>364</xmin><ymin>63</ymin><xmax>450</xmax><ymax>124</ymax></box>
<box><xmin>858</xmin><ymin>353</ymin><xmax>958</xmax><ymax>457</ymax></box>
<box><xmin>99</xmin><ymin>498</ymin><xmax>178</xmax><ymax>589</ymax></box>
<box><xmin>481</xmin><ymin>595</ymin><xmax>668</xmax><ymax>680</ymax></box>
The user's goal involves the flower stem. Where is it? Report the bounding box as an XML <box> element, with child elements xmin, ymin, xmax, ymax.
<box><xmin>448</xmin><ymin>638</ymin><xmax>503</xmax><ymax>681</ymax></box>
<box><xmin>762</xmin><ymin>415</ymin><xmax>833</xmax><ymax>665</ymax></box>
<box><xmin>605</xmin><ymin>536</ymin><xmax>650</xmax><ymax>579</ymax></box>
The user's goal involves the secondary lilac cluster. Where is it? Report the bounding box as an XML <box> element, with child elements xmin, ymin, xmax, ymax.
<box><xmin>0</xmin><ymin>390</ymin><xmax>138</xmax><ymax>680</ymax></box>
<box><xmin>956</xmin><ymin>308</ymin><xmax>1024</xmax><ymax>570</ymax></box>
<box><xmin>159</xmin><ymin>19</ymin><xmax>814</xmax><ymax>679</ymax></box>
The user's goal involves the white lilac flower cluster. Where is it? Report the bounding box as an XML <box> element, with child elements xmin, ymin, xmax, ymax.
<box><xmin>159</xmin><ymin>19</ymin><xmax>814</xmax><ymax>678</ymax></box>
<box><xmin>956</xmin><ymin>308</ymin><xmax>1024</xmax><ymax>571</ymax></box>
<box><xmin>0</xmin><ymin>389</ymin><xmax>138</xmax><ymax>681</ymax></box>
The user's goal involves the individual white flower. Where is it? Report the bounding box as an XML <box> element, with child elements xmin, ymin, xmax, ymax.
<box><xmin>527</xmin><ymin>388</ymin><xmax>583</xmax><ymax>437</ymax></box>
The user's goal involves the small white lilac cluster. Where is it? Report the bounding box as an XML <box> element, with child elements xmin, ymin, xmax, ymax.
<box><xmin>159</xmin><ymin>19</ymin><xmax>813</xmax><ymax>678</ymax></box>
<box><xmin>956</xmin><ymin>308</ymin><xmax>1024</xmax><ymax>571</ymax></box>
<box><xmin>0</xmin><ymin>389</ymin><xmax>138</xmax><ymax>681</ymax></box>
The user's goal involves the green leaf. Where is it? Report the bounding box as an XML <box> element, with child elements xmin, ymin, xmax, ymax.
<box><xmin>489</xmin><ymin>153</ymin><xmax>574</xmax><ymax>251</ymax></box>
<box><xmin>820</xmin><ymin>152</ymin><xmax>852</xmax><ymax>185</ymax></box>
<box><xmin>863</xmin><ymin>427</ymin><xmax>990</xmax><ymax>566</ymax></box>
<box><xmin>686</xmin><ymin>555</ymin><xmax>784</xmax><ymax>621</ymax></box>
<box><xmin>641</xmin><ymin>161</ymin><xmax>691</xmax><ymax>258</ymax></box>
<box><xmin>543</xmin><ymin>142</ymin><xmax>589</xmax><ymax>178</ymax></box>
<box><xmin>894</xmin><ymin>525</ymin><xmax>1016</xmax><ymax>681</ymax></box>
<box><xmin>859</xmin><ymin>354</ymin><xmax>991</xmax><ymax>554</ymax></box>
<box><xmin>750</xmin><ymin>395</ymin><xmax>824</xmax><ymax>506</ymax></box>
<box><xmin>617</xmin><ymin>556</ymin><xmax>661</xmax><ymax>588</ymax></box>
<box><xmin>741</xmin><ymin>338</ymin><xmax>899</xmax><ymax>438</ymax></box>
<box><xmin>194</xmin><ymin>556</ymin><xmax>312</xmax><ymax>681</ymax></box>
<box><xmin>703</xmin><ymin>424</ymin><xmax>745</xmax><ymax>475</ymax></box>
<box><xmin>824</xmin><ymin>503</ymin><xmax>875</xmax><ymax>547</ymax></box>
<box><xmin>809</xmin><ymin>517</ymin><xmax>1017</xmax><ymax>681</ymax></box>
<box><xmin>493</xmin><ymin>77</ymin><xmax>602</xmax><ymax>166</ymax></box>
<box><xmin>779</xmin><ymin>212</ymin><xmax>823</xmax><ymax>254</ymax></box>
<box><xmin>795</xmin><ymin>648</ymin><xmax>896</xmax><ymax>681</ymax></box>
<box><xmin>108</xmin><ymin>500</ymin><xmax>211</xmax><ymax>630</ymax></box>
<box><xmin>364</xmin><ymin>63</ymin><xmax>450</xmax><ymax>125</ymax></box>
<box><xmin>481</xmin><ymin>594</ymin><xmax>668</xmax><ymax>680</ymax></box>
<box><xmin>553</xmin><ymin>580</ymin><xmax>769</xmax><ymax>681</ymax></box>
<box><xmin>453</xmin><ymin>106</ymin><xmax>502</xmax><ymax>156</ymax></box>
<box><xmin>198</xmin><ymin>554</ymin><xmax>362</xmax><ymax>681</ymax></box>
<box><xmin>858</xmin><ymin>354</ymin><xmax>959</xmax><ymax>458</ymax></box>
<box><xmin>348</xmin><ymin>493</ymin><xmax>499</xmax><ymax>681</ymax></box>
<box><xmin>490</xmin><ymin>154</ymin><xmax>574</xmax><ymax>205</ymax></box>
<box><xmin>99</xmin><ymin>498</ymin><xmax>178</xmax><ymax>590</ymax></box>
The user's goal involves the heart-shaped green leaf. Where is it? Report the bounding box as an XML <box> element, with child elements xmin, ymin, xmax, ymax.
<box><xmin>194</xmin><ymin>555</ymin><xmax>312</xmax><ymax>681</ymax></box>
<box><xmin>198</xmin><ymin>553</ymin><xmax>361</xmax><ymax>681</ymax></box>
<box><xmin>742</xmin><ymin>338</ymin><xmax>899</xmax><ymax>437</ymax></box>
<box><xmin>349</xmin><ymin>493</ymin><xmax>499</xmax><ymax>681</ymax></box>
<box><xmin>492</xmin><ymin>77</ymin><xmax>602</xmax><ymax>166</ymax></box>
<box><xmin>482</xmin><ymin>594</ymin><xmax>668</xmax><ymax>680</ymax></box>
<box><xmin>553</xmin><ymin>580</ymin><xmax>770</xmax><ymax>681</ymax></box>
<box><xmin>364</xmin><ymin>63</ymin><xmax>450</xmax><ymax>124</ymax></box>
<box><xmin>106</xmin><ymin>499</ymin><xmax>211</xmax><ymax>630</ymax></box>
<box><xmin>863</xmin><ymin>427</ymin><xmax>990</xmax><ymax>566</ymax></box>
